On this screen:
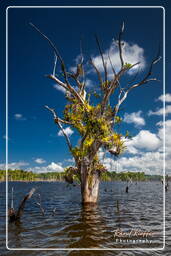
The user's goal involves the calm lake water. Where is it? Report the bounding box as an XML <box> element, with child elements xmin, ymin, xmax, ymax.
<box><xmin>0</xmin><ymin>181</ymin><xmax>170</xmax><ymax>255</ymax></box>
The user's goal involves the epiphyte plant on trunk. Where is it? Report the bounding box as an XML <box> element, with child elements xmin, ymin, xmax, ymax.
<box><xmin>30</xmin><ymin>22</ymin><xmax>160</xmax><ymax>204</ymax></box>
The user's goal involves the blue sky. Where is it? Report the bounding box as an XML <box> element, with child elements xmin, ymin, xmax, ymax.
<box><xmin>1</xmin><ymin>2</ymin><xmax>171</xmax><ymax>174</ymax></box>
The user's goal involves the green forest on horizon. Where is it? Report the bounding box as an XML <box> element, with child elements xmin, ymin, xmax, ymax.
<box><xmin>0</xmin><ymin>169</ymin><xmax>164</xmax><ymax>182</ymax></box>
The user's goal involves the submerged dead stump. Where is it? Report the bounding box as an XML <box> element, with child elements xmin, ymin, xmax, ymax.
<box><xmin>125</xmin><ymin>186</ymin><xmax>129</xmax><ymax>193</ymax></box>
<box><xmin>8</xmin><ymin>188</ymin><xmax>36</xmax><ymax>223</ymax></box>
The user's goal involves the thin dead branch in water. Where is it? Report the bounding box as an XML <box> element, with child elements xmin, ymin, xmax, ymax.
<box><xmin>52</xmin><ymin>207</ymin><xmax>57</xmax><ymax>216</ymax></box>
<box><xmin>35</xmin><ymin>193</ymin><xmax>45</xmax><ymax>216</ymax></box>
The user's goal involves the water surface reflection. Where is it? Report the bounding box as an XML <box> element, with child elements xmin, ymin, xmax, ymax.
<box><xmin>0</xmin><ymin>181</ymin><xmax>167</xmax><ymax>255</ymax></box>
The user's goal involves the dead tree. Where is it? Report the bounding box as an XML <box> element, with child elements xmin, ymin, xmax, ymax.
<box><xmin>30</xmin><ymin>22</ymin><xmax>161</xmax><ymax>204</ymax></box>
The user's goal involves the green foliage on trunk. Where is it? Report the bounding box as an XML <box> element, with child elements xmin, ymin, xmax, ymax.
<box><xmin>63</xmin><ymin>95</ymin><xmax>126</xmax><ymax>172</ymax></box>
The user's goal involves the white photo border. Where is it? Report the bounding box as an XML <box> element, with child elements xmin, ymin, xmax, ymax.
<box><xmin>6</xmin><ymin>5</ymin><xmax>166</xmax><ymax>251</ymax></box>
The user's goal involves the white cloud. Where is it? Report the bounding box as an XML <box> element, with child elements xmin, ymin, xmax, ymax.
<box><xmin>28</xmin><ymin>162</ymin><xmax>64</xmax><ymax>173</ymax></box>
<box><xmin>85</xmin><ymin>78</ymin><xmax>95</xmax><ymax>88</ymax></box>
<box><xmin>0</xmin><ymin>160</ymin><xmax>64</xmax><ymax>173</ymax></box>
<box><xmin>69</xmin><ymin>66</ymin><xmax>77</xmax><ymax>73</ymax></box>
<box><xmin>14</xmin><ymin>113</ymin><xmax>22</xmax><ymax>119</ymax></box>
<box><xmin>58</xmin><ymin>127</ymin><xmax>74</xmax><ymax>137</ymax></box>
<box><xmin>48</xmin><ymin>162</ymin><xmax>63</xmax><ymax>171</ymax></box>
<box><xmin>157</xmin><ymin>119</ymin><xmax>171</xmax><ymax>155</ymax></box>
<box><xmin>53</xmin><ymin>83</ymin><xmax>78</xmax><ymax>95</ymax></box>
<box><xmin>126</xmin><ymin>130</ymin><xmax>161</xmax><ymax>152</ymax></box>
<box><xmin>65</xmin><ymin>158</ymin><xmax>75</xmax><ymax>163</ymax></box>
<box><xmin>99</xmin><ymin>116</ymin><xmax>171</xmax><ymax>175</ymax></box>
<box><xmin>91</xmin><ymin>40</ymin><xmax>145</xmax><ymax>77</ymax></box>
<box><xmin>53</xmin><ymin>84</ymin><xmax>66</xmax><ymax>94</ymax></box>
<box><xmin>148</xmin><ymin>105</ymin><xmax>171</xmax><ymax>116</ymax></box>
<box><xmin>124</xmin><ymin>141</ymin><xmax>139</xmax><ymax>155</ymax></box>
<box><xmin>0</xmin><ymin>161</ymin><xmax>29</xmax><ymax>170</ymax></box>
<box><xmin>14</xmin><ymin>113</ymin><xmax>26</xmax><ymax>120</ymax></box>
<box><xmin>69</xmin><ymin>54</ymin><xmax>82</xmax><ymax>73</ymax></box>
<box><xmin>34</xmin><ymin>158</ymin><xmax>46</xmax><ymax>164</ymax></box>
<box><xmin>119</xmin><ymin>152</ymin><xmax>163</xmax><ymax>175</ymax></box>
<box><xmin>123</xmin><ymin>111</ymin><xmax>145</xmax><ymax>127</ymax></box>
<box><xmin>157</xmin><ymin>93</ymin><xmax>171</xmax><ymax>103</ymax></box>
<box><xmin>101</xmin><ymin>151</ymin><xmax>164</xmax><ymax>175</ymax></box>
<box><xmin>98</xmin><ymin>148</ymin><xmax>106</xmax><ymax>160</ymax></box>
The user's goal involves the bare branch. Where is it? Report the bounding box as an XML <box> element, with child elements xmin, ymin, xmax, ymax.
<box><xmin>30</xmin><ymin>23</ymin><xmax>86</xmax><ymax>106</ymax></box>
<box><xmin>89</xmin><ymin>57</ymin><xmax>103</xmax><ymax>88</ymax></box>
<box><xmin>47</xmin><ymin>75</ymin><xmax>85</xmax><ymax>105</ymax></box>
<box><xmin>95</xmin><ymin>34</ymin><xmax>108</xmax><ymax>83</ymax></box>
<box><xmin>126</xmin><ymin>66</ymin><xmax>140</xmax><ymax>87</ymax></box>
<box><xmin>79</xmin><ymin>37</ymin><xmax>86</xmax><ymax>92</ymax></box>
<box><xmin>118</xmin><ymin>21</ymin><xmax>125</xmax><ymax>67</ymax></box>
<box><xmin>106</xmin><ymin>61</ymin><xmax>140</xmax><ymax>101</ymax></box>
<box><xmin>141</xmin><ymin>55</ymin><xmax>161</xmax><ymax>83</ymax></box>
<box><xmin>53</xmin><ymin>54</ymin><xmax>58</xmax><ymax>76</ymax></box>
<box><xmin>108</xmin><ymin>51</ymin><xmax>116</xmax><ymax>76</ymax></box>
<box><xmin>114</xmin><ymin>79</ymin><xmax>156</xmax><ymax>116</ymax></box>
<box><xmin>69</xmin><ymin>43</ymin><xmax>85</xmax><ymax>91</ymax></box>
<box><xmin>45</xmin><ymin>105</ymin><xmax>73</xmax><ymax>151</ymax></box>
<box><xmin>30</xmin><ymin>23</ymin><xmax>70</xmax><ymax>90</ymax></box>
<box><xmin>80</xmin><ymin>38</ymin><xmax>84</xmax><ymax>65</ymax></box>
<box><xmin>101</xmin><ymin>61</ymin><xmax>141</xmax><ymax>114</ymax></box>
<box><xmin>47</xmin><ymin>74</ymin><xmax>68</xmax><ymax>90</ymax></box>
<box><xmin>145</xmin><ymin>78</ymin><xmax>160</xmax><ymax>83</ymax></box>
<box><xmin>67</xmin><ymin>72</ymin><xmax>83</xmax><ymax>89</ymax></box>
<box><xmin>101</xmin><ymin>69</ymin><xmax>125</xmax><ymax>114</ymax></box>
<box><xmin>29</xmin><ymin>22</ymin><xmax>63</xmax><ymax>63</ymax></box>
<box><xmin>127</xmin><ymin>55</ymin><xmax>161</xmax><ymax>91</ymax></box>
<box><xmin>45</xmin><ymin>105</ymin><xmax>71</xmax><ymax>124</ymax></box>
<box><xmin>113</xmin><ymin>55</ymin><xmax>161</xmax><ymax>116</ymax></box>
<box><xmin>128</xmin><ymin>62</ymin><xmax>140</xmax><ymax>70</ymax></box>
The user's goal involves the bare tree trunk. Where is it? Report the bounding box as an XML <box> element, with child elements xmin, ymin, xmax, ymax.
<box><xmin>80</xmin><ymin>162</ymin><xmax>100</xmax><ymax>204</ymax></box>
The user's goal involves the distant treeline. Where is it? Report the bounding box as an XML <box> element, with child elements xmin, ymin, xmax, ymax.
<box><xmin>0</xmin><ymin>169</ymin><xmax>65</xmax><ymax>182</ymax></box>
<box><xmin>0</xmin><ymin>169</ymin><xmax>165</xmax><ymax>182</ymax></box>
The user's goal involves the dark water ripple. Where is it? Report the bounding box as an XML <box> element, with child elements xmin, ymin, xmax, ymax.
<box><xmin>0</xmin><ymin>181</ymin><xmax>170</xmax><ymax>255</ymax></box>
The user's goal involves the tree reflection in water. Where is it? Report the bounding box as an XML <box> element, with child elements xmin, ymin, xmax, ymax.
<box><xmin>64</xmin><ymin>203</ymin><xmax>109</xmax><ymax>249</ymax></box>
